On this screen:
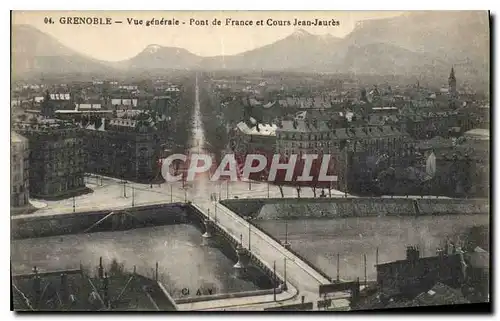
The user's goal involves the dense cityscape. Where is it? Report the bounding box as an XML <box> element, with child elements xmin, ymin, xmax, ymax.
<box><xmin>10</xmin><ymin>11</ymin><xmax>490</xmax><ymax>312</ymax></box>
<box><xmin>11</xmin><ymin>68</ymin><xmax>489</xmax><ymax>203</ymax></box>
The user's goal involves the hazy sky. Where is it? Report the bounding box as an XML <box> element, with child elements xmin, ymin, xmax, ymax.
<box><xmin>13</xmin><ymin>11</ymin><xmax>404</xmax><ymax>61</ymax></box>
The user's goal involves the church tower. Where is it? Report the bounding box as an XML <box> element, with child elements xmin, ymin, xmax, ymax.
<box><xmin>448</xmin><ymin>67</ymin><xmax>457</xmax><ymax>98</ymax></box>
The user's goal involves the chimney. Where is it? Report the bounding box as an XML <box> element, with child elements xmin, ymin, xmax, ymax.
<box><xmin>60</xmin><ymin>273</ymin><xmax>68</xmax><ymax>304</ymax></box>
<box><xmin>406</xmin><ymin>245</ymin><xmax>420</xmax><ymax>262</ymax></box>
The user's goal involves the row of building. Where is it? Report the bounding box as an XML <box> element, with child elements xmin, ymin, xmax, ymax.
<box><xmin>227</xmin><ymin>114</ymin><xmax>488</xmax><ymax>196</ymax></box>
<box><xmin>220</xmin><ymin>68</ymin><xmax>489</xmax><ymax>196</ymax></box>
<box><xmin>11</xmin><ymin>112</ymin><xmax>170</xmax><ymax>209</ymax></box>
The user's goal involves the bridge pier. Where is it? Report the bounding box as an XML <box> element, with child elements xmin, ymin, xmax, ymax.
<box><xmin>201</xmin><ymin>219</ymin><xmax>216</xmax><ymax>246</ymax></box>
<box><xmin>233</xmin><ymin>244</ymin><xmax>251</xmax><ymax>278</ymax></box>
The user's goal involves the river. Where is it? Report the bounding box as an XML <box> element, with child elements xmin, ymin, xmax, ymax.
<box><xmin>11</xmin><ymin>224</ymin><xmax>260</xmax><ymax>298</ymax></box>
<box><xmin>256</xmin><ymin>214</ymin><xmax>489</xmax><ymax>281</ymax></box>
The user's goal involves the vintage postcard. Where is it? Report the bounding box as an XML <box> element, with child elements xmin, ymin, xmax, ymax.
<box><xmin>10</xmin><ymin>10</ymin><xmax>490</xmax><ymax>312</ymax></box>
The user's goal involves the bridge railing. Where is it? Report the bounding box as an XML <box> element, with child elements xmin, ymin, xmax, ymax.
<box><xmin>216</xmin><ymin>201</ymin><xmax>334</xmax><ymax>283</ymax></box>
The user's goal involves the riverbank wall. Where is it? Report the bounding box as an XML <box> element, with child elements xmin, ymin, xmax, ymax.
<box><xmin>220</xmin><ymin>197</ymin><xmax>489</xmax><ymax>220</ymax></box>
<box><xmin>11</xmin><ymin>202</ymin><xmax>281</xmax><ymax>300</ymax></box>
<box><xmin>11</xmin><ymin>203</ymin><xmax>189</xmax><ymax>240</ymax></box>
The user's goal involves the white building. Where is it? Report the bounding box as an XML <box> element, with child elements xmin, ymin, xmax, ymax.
<box><xmin>11</xmin><ymin>132</ymin><xmax>29</xmax><ymax>209</ymax></box>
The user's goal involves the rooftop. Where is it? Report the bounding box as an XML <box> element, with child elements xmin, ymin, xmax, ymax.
<box><xmin>236</xmin><ymin>121</ymin><xmax>277</xmax><ymax>137</ymax></box>
<box><xmin>464</xmin><ymin>128</ymin><xmax>490</xmax><ymax>140</ymax></box>
<box><xmin>278</xmin><ymin>121</ymin><xmax>407</xmax><ymax>139</ymax></box>
<box><xmin>415</xmin><ymin>136</ymin><xmax>455</xmax><ymax>151</ymax></box>
<box><xmin>50</xmin><ymin>93</ymin><xmax>71</xmax><ymax>101</ymax></box>
<box><xmin>13</xmin><ymin>118</ymin><xmax>79</xmax><ymax>132</ymax></box>
<box><xmin>11</xmin><ymin>131</ymin><xmax>28</xmax><ymax>144</ymax></box>
<box><xmin>411</xmin><ymin>282</ymin><xmax>469</xmax><ymax>306</ymax></box>
<box><xmin>111</xmin><ymin>98</ymin><xmax>138</xmax><ymax>107</ymax></box>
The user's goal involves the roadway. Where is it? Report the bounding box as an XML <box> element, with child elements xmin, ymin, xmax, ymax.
<box><xmin>180</xmin><ymin>74</ymin><xmax>345</xmax><ymax>310</ymax></box>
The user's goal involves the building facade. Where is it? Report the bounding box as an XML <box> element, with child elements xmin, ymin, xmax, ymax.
<box><xmin>13</xmin><ymin>118</ymin><xmax>86</xmax><ymax>198</ymax></box>
<box><xmin>11</xmin><ymin>132</ymin><xmax>29</xmax><ymax>208</ymax></box>
<box><xmin>83</xmin><ymin>117</ymin><xmax>165</xmax><ymax>182</ymax></box>
<box><xmin>275</xmin><ymin>119</ymin><xmax>413</xmax><ymax>192</ymax></box>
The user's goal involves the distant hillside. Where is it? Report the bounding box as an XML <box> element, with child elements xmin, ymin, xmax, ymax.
<box><xmin>343</xmin><ymin>11</ymin><xmax>489</xmax><ymax>70</ymax></box>
<box><xmin>116</xmin><ymin>44</ymin><xmax>202</xmax><ymax>70</ymax></box>
<box><xmin>200</xmin><ymin>29</ymin><xmax>341</xmax><ymax>71</ymax></box>
<box><xmin>11</xmin><ymin>11</ymin><xmax>490</xmax><ymax>86</ymax></box>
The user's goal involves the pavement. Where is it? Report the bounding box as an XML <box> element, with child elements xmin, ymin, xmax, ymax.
<box><xmin>14</xmin><ymin>175</ymin><xmax>350</xmax><ymax>220</ymax></box>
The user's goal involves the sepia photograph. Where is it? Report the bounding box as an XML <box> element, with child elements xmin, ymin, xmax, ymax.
<box><xmin>9</xmin><ymin>10</ymin><xmax>491</xmax><ymax>312</ymax></box>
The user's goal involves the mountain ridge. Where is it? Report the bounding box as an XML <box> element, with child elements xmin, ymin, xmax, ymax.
<box><xmin>11</xmin><ymin>11</ymin><xmax>490</xmax><ymax>81</ymax></box>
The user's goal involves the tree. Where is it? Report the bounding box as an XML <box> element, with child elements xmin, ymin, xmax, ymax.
<box><xmin>17</xmin><ymin>113</ymin><xmax>27</xmax><ymax>122</ymax></box>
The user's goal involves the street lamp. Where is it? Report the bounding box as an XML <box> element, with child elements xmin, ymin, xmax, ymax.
<box><xmin>121</xmin><ymin>180</ymin><xmax>128</xmax><ymax>198</ymax></box>
<box><xmin>273</xmin><ymin>260</ymin><xmax>277</xmax><ymax>302</ymax></box>
<box><xmin>246</xmin><ymin>216</ymin><xmax>252</xmax><ymax>251</ymax></box>
<box><xmin>283</xmin><ymin>221</ymin><xmax>290</xmax><ymax>249</ymax></box>
<box><xmin>344</xmin><ymin>140</ymin><xmax>350</xmax><ymax>198</ymax></box>
<box><xmin>283</xmin><ymin>257</ymin><xmax>287</xmax><ymax>291</ymax></box>
<box><xmin>285</xmin><ymin>221</ymin><xmax>288</xmax><ymax>244</ymax></box>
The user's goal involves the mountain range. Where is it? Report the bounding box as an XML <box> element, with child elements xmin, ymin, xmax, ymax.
<box><xmin>11</xmin><ymin>11</ymin><xmax>490</xmax><ymax>81</ymax></box>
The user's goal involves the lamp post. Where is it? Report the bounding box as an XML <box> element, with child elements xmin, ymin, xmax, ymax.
<box><xmin>283</xmin><ymin>257</ymin><xmax>287</xmax><ymax>290</ymax></box>
<box><xmin>344</xmin><ymin>140</ymin><xmax>349</xmax><ymax>198</ymax></box>
<box><xmin>364</xmin><ymin>253</ymin><xmax>367</xmax><ymax>287</ymax></box>
<box><xmin>248</xmin><ymin>218</ymin><xmax>251</xmax><ymax>251</ymax></box>
<box><xmin>273</xmin><ymin>260</ymin><xmax>277</xmax><ymax>301</ymax></box>
<box><xmin>336</xmin><ymin>253</ymin><xmax>340</xmax><ymax>282</ymax></box>
<box><xmin>285</xmin><ymin>221</ymin><xmax>288</xmax><ymax>244</ymax></box>
<box><xmin>122</xmin><ymin>180</ymin><xmax>127</xmax><ymax>197</ymax></box>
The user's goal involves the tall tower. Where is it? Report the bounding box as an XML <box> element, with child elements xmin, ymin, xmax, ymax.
<box><xmin>448</xmin><ymin>67</ymin><xmax>457</xmax><ymax>98</ymax></box>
